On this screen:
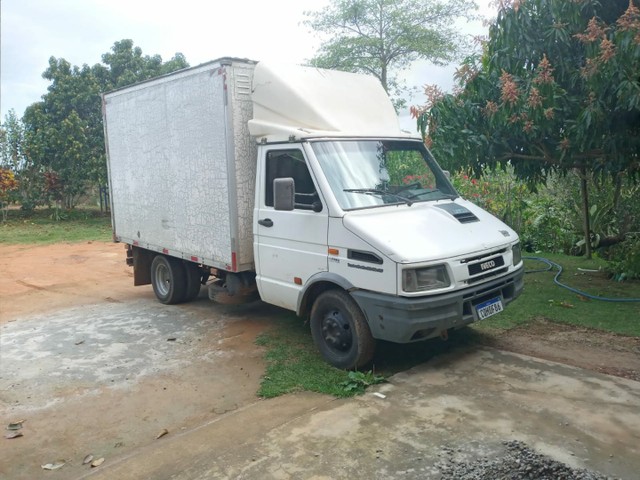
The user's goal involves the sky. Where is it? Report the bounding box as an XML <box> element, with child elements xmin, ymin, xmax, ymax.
<box><xmin>1</xmin><ymin>0</ymin><xmax>493</xmax><ymax>130</ymax></box>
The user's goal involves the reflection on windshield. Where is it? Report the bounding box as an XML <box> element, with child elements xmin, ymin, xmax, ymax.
<box><xmin>311</xmin><ymin>140</ymin><xmax>457</xmax><ymax>210</ymax></box>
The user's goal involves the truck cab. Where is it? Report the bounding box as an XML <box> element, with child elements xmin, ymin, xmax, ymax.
<box><xmin>249</xmin><ymin>63</ymin><xmax>524</xmax><ymax>368</ymax></box>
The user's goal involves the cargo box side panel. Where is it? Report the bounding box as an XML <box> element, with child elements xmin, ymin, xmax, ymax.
<box><xmin>105</xmin><ymin>67</ymin><xmax>233</xmax><ymax>266</ymax></box>
<box><xmin>227</xmin><ymin>62</ymin><xmax>257</xmax><ymax>270</ymax></box>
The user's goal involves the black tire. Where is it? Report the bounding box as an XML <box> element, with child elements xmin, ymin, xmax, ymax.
<box><xmin>183</xmin><ymin>261</ymin><xmax>203</xmax><ymax>302</ymax></box>
<box><xmin>150</xmin><ymin>255</ymin><xmax>187</xmax><ymax>304</ymax></box>
<box><xmin>310</xmin><ymin>289</ymin><xmax>376</xmax><ymax>369</ymax></box>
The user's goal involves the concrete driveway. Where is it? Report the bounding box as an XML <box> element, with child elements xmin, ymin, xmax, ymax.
<box><xmin>82</xmin><ymin>347</ymin><xmax>640</xmax><ymax>480</ymax></box>
<box><xmin>0</xmin><ymin>296</ymin><xmax>271</xmax><ymax>479</ymax></box>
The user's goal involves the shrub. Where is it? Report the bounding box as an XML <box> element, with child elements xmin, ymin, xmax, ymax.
<box><xmin>608</xmin><ymin>235</ymin><xmax>640</xmax><ymax>280</ymax></box>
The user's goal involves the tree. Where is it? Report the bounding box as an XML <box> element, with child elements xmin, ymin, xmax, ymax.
<box><xmin>1</xmin><ymin>109</ymin><xmax>45</xmax><ymax>211</ymax></box>
<box><xmin>0</xmin><ymin>168</ymin><xmax>19</xmax><ymax>221</ymax></box>
<box><xmin>304</xmin><ymin>0</ymin><xmax>477</xmax><ymax>106</ymax></box>
<box><xmin>98</xmin><ymin>39</ymin><xmax>189</xmax><ymax>90</ymax></box>
<box><xmin>21</xmin><ymin>40</ymin><xmax>189</xmax><ymax>210</ymax></box>
<box><xmin>23</xmin><ymin>59</ymin><xmax>104</xmax><ymax>209</ymax></box>
<box><xmin>412</xmin><ymin>0</ymin><xmax>640</xmax><ymax>257</ymax></box>
<box><xmin>1</xmin><ymin>109</ymin><xmax>25</xmax><ymax>171</ymax></box>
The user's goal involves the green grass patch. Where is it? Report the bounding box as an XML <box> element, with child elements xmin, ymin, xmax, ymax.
<box><xmin>0</xmin><ymin>208</ymin><xmax>112</xmax><ymax>244</ymax></box>
<box><xmin>476</xmin><ymin>253</ymin><xmax>640</xmax><ymax>336</ymax></box>
<box><xmin>255</xmin><ymin>313</ymin><xmax>474</xmax><ymax>398</ymax></box>
<box><xmin>256</xmin><ymin>313</ymin><xmax>357</xmax><ymax>398</ymax></box>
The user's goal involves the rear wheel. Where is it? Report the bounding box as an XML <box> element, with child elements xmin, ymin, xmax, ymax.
<box><xmin>310</xmin><ymin>289</ymin><xmax>376</xmax><ymax>369</ymax></box>
<box><xmin>150</xmin><ymin>255</ymin><xmax>187</xmax><ymax>304</ymax></box>
<box><xmin>183</xmin><ymin>261</ymin><xmax>203</xmax><ymax>302</ymax></box>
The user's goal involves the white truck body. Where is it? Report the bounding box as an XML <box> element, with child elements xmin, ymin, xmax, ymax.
<box><xmin>103</xmin><ymin>57</ymin><xmax>524</xmax><ymax>368</ymax></box>
<box><xmin>104</xmin><ymin>59</ymin><xmax>256</xmax><ymax>271</ymax></box>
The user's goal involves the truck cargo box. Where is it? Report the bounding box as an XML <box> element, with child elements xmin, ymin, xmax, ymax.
<box><xmin>103</xmin><ymin>58</ymin><xmax>257</xmax><ymax>272</ymax></box>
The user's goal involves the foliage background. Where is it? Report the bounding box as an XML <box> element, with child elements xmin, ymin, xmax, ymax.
<box><xmin>411</xmin><ymin>0</ymin><xmax>640</xmax><ymax>275</ymax></box>
<box><xmin>1</xmin><ymin>40</ymin><xmax>188</xmax><ymax>212</ymax></box>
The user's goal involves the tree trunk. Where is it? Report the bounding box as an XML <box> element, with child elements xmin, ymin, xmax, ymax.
<box><xmin>613</xmin><ymin>172</ymin><xmax>622</xmax><ymax>212</ymax></box>
<box><xmin>380</xmin><ymin>65</ymin><xmax>388</xmax><ymax>93</ymax></box>
<box><xmin>580</xmin><ymin>168</ymin><xmax>592</xmax><ymax>259</ymax></box>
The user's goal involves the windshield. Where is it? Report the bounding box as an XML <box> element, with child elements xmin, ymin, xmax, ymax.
<box><xmin>311</xmin><ymin>140</ymin><xmax>457</xmax><ymax>211</ymax></box>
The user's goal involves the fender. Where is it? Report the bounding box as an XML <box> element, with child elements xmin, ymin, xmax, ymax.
<box><xmin>296</xmin><ymin>272</ymin><xmax>355</xmax><ymax>316</ymax></box>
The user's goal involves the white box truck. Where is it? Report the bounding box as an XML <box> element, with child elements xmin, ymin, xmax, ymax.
<box><xmin>103</xmin><ymin>57</ymin><xmax>524</xmax><ymax>369</ymax></box>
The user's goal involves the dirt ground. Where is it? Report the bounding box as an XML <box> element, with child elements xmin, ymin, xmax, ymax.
<box><xmin>0</xmin><ymin>241</ymin><xmax>137</xmax><ymax>321</ymax></box>
<box><xmin>0</xmin><ymin>242</ymin><xmax>640</xmax><ymax>381</ymax></box>
<box><xmin>2</xmin><ymin>241</ymin><xmax>637</xmax><ymax>379</ymax></box>
<box><xmin>1</xmin><ymin>241</ymin><xmax>640</xmax><ymax>479</ymax></box>
<box><xmin>485</xmin><ymin>319</ymin><xmax>640</xmax><ymax>382</ymax></box>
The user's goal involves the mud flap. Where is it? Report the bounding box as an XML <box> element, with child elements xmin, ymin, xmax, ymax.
<box><xmin>129</xmin><ymin>246</ymin><xmax>153</xmax><ymax>286</ymax></box>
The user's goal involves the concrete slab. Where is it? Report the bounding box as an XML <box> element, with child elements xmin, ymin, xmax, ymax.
<box><xmin>81</xmin><ymin>347</ymin><xmax>640</xmax><ymax>479</ymax></box>
<box><xmin>0</xmin><ymin>299</ymin><xmax>270</xmax><ymax>479</ymax></box>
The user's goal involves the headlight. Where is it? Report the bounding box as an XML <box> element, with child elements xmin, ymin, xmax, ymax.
<box><xmin>402</xmin><ymin>265</ymin><xmax>450</xmax><ymax>292</ymax></box>
<box><xmin>512</xmin><ymin>242</ymin><xmax>522</xmax><ymax>266</ymax></box>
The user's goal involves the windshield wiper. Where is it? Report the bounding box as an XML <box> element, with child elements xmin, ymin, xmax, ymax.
<box><xmin>343</xmin><ymin>188</ymin><xmax>413</xmax><ymax>206</ymax></box>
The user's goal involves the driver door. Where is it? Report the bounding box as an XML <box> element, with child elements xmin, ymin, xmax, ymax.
<box><xmin>254</xmin><ymin>147</ymin><xmax>328</xmax><ymax>311</ymax></box>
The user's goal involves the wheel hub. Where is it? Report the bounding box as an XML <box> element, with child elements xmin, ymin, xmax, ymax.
<box><xmin>321</xmin><ymin>310</ymin><xmax>352</xmax><ymax>352</ymax></box>
<box><xmin>155</xmin><ymin>263</ymin><xmax>171</xmax><ymax>296</ymax></box>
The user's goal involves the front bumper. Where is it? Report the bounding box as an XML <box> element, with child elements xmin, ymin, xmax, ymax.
<box><xmin>351</xmin><ymin>266</ymin><xmax>524</xmax><ymax>343</ymax></box>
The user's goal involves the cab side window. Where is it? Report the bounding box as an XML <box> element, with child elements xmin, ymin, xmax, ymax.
<box><xmin>265</xmin><ymin>150</ymin><xmax>317</xmax><ymax>208</ymax></box>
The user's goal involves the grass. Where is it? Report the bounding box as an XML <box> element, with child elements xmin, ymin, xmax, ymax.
<box><xmin>255</xmin><ymin>310</ymin><xmax>486</xmax><ymax>398</ymax></box>
<box><xmin>0</xmin><ymin>207</ymin><xmax>112</xmax><ymax>244</ymax></box>
<box><xmin>257</xmin><ymin>252</ymin><xmax>640</xmax><ymax>398</ymax></box>
<box><xmin>255</xmin><ymin>313</ymin><xmax>481</xmax><ymax>398</ymax></box>
<box><xmin>476</xmin><ymin>253</ymin><xmax>640</xmax><ymax>336</ymax></box>
<box><xmin>255</xmin><ymin>313</ymin><xmax>369</xmax><ymax>398</ymax></box>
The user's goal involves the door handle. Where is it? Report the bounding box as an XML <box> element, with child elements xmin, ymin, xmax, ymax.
<box><xmin>258</xmin><ymin>218</ymin><xmax>273</xmax><ymax>227</ymax></box>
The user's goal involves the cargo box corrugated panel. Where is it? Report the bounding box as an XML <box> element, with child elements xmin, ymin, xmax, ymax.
<box><xmin>104</xmin><ymin>59</ymin><xmax>257</xmax><ymax>271</ymax></box>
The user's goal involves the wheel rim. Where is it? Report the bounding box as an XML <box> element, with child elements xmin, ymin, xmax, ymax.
<box><xmin>321</xmin><ymin>309</ymin><xmax>353</xmax><ymax>353</ymax></box>
<box><xmin>154</xmin><ymin>263</ymin><xmax>171</xmax><ymax>297</ymax></box>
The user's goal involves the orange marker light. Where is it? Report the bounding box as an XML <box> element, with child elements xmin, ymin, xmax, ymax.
<box><xmin>328</xmin><ymin>248</ymin><xmax>339</xmax><ymax>255</ymax></box>
<box><xmin>294</xmin><ymin>277</ymin><xmax>303</xmax><ymax>285</ymax></box>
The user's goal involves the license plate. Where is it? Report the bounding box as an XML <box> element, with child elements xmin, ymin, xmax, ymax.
<box><xmin>476</xmin><ymin>297</ymin><xmax>503</xmax><ymax>320</ymax></box>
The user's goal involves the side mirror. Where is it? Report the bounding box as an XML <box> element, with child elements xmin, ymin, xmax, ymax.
<box><xmin>443</xmin><ymin>170</ymin><xmax>451</xmax><ymax>180</ymax></box>
<box><xmin>274</xmin><ymin>177</ymin><xmax>294</xmax><ymax>211</ymax></box>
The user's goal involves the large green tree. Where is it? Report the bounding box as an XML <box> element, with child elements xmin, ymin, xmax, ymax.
<box><xmin>23</xmin><ymin>59</ymin><xmax>104</xmax><ymax>208</ymax></box>
<box><xmin>97</xmin><ymin>39</ymin><xmax>189</xmax><ymax>90</ymax></box>
<box><xmin>0</xmin><ymin>109</ymin><xmax>25</xmax><ymax>171</ymax></box>
<box><xmin>304</xmin><ymin>0</ymin><xmax>477</xmax><ymax>106</ymax></box>
<box><xmin>21</xmin><ymin>40</ymin><xmax>189</xmax><ymax>209</ymax></box>
<box><xmin>0</xmin><ymin>109</ymin><xmax>46</xmax><ymax>210</ymax></box>
<box><xmin>413</xmin><ymin>0</ymin><xmax>640</xmax><ymax>257</ymax></box>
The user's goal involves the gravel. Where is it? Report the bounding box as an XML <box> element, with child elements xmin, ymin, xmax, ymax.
<box><xmin>436</xmin><ymin>440</ymin><xmax>617</xmax><ymax>480</ymax></box>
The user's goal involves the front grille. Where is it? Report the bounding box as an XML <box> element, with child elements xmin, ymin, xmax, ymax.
<box><xmin>467</xmin><ymin>267</ymin><xmax>508</xmax><ymax>284</ymax></box>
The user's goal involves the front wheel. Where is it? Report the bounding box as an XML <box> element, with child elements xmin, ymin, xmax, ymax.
<box><xmin>310</xmin><ymin>289</ymin><xmax>376</xmax><ymax>369</ymax></box>
<box><xmin>150</xmin><ymin>255</ymin><xmax>187</xmax><ymax>304</ymax></box>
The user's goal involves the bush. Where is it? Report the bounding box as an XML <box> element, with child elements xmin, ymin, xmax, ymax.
<box><xmin>452</xmin><ymin>168</ymin><xmax>640</xmax><ymax>262</ymax></box>
<box><xmin>608</xmin><ymin>235</ymin><xmax>640</xmax><ymax>280</ymax></box>
<box><xmin>451</xmin><ymin>167</ymin><xmax>528</xmax><ymax>237</ymax></box>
